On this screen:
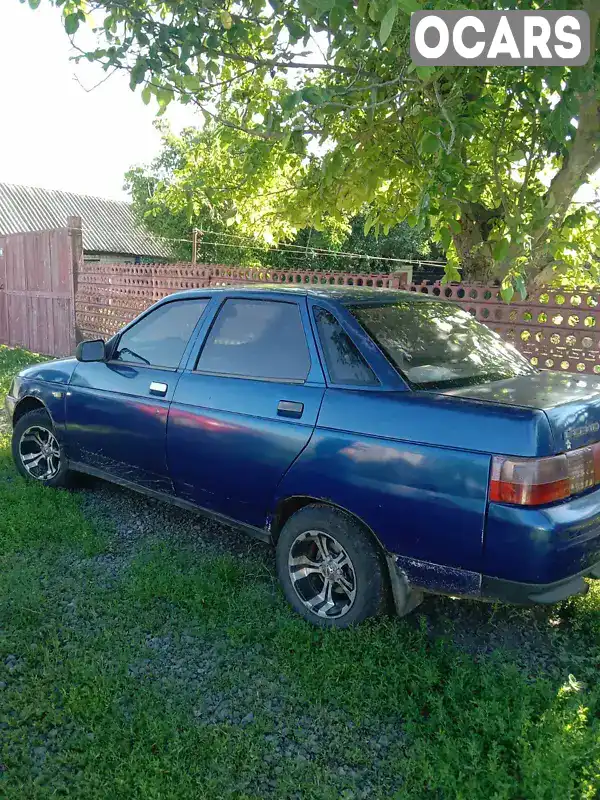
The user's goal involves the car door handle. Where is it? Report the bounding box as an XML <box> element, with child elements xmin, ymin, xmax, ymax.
<box><xmin>149</xmin><ymin>381</ymin><xmax>168</xmax><ymax>397</ymax></box>
<box><xmin>277</xmin><ymin>400</ymin><xmax>304</xmax><ymax>418</ymax></box>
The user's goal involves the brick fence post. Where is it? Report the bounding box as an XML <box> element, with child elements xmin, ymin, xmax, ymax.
<box><xmin>389</xmin><ymin>270</ymin><xmax>411</xmax><ymax>288</ymax></box>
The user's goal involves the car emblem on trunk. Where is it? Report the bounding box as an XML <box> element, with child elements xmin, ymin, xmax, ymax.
<box><xmin>565</xmin><ymin>422</ymin><xmax>600</xmax><ymax>450</ymax></box>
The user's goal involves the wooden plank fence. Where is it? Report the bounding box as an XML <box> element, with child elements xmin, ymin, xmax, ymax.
<box><xmin>0</xmin><ymin>221</ymin><xmax>78</xmax><ymax>356</ymax></box>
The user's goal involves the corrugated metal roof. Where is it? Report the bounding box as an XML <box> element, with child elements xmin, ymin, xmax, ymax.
<box><xmin>0</xmin><ymin>182</ymin><xmax>172</xmax><ymax>258</ymax></box>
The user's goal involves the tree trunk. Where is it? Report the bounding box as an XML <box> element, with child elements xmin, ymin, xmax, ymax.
<box><xmin>453</xmin><ymin>203</ymin><xmax>502</xmax><ymax>282</ymax></box>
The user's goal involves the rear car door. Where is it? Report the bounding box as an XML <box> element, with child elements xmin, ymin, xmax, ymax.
<box><xmin>168</xmin><ymin>295</ymin><xmax>325</xmax><ymax>527</ymax></box>
<box><xmin>66</xmin><ymin>298</ymin><xmax>209</xmax><ymax>492</ymax></box>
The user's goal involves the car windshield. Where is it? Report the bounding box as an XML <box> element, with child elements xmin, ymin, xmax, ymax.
<box><xmin>349</xmin><ymin>300</ymin><xmax>537</xmax><ymax>390</ymax></box>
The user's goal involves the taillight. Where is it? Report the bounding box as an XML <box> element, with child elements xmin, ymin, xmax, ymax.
<box><xmin>490</xmin><ymin>442</ymin><xmax>600</xmax><ymax>506</ymax></box>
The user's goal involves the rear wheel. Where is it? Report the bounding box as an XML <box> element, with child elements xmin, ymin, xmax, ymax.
<box><xmin>276</xmin><ymin>504</ymin><xmax>386</xmax><ymax>628</ymax></box>
<box><xmin>12</xmin><ymin>409</ymin><xmax>71</xmax><ymax>488</ymax></box>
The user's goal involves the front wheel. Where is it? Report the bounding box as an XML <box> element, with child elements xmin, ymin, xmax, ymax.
<box><xmin>276</xmin><ymin>504</ymin><xmax>387</xmax><ymax>628</ymax></box>
<box><xmin>12</xmin><ymin>409</ymin><xmax>71</xmax><ymax>488</ymax></box>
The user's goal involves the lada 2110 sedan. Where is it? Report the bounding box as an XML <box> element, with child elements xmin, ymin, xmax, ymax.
<box><xmin>6</xmin><ymin>286</ymin><xmax>600</xmax><ymax>627</ymax></box>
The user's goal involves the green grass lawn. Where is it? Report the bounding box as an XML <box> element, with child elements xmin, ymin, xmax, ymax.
<box><xmin>1</xmin><ymin>344</ymin><xmax>599</xmax><ymax>799</ymax></box>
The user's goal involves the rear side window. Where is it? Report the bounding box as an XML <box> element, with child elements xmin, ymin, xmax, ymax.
<box><xmin>197</xmin><ymin>299</ymin><xmax>311</xmax><ymax>381</ymax></box>
<box><xmin>314</xmin><ymin>307</ymin><xmax>378</xmax><ymax>386</ymax></box>
<box><xmin>350</xmin><ymin>300</ymin><xmax>536</xmax><ymax>390</ymax></box>
<box><xmin>114</xmin><ymin>299</ymin><xmax>208</xmax><ymax>369</ymax></box>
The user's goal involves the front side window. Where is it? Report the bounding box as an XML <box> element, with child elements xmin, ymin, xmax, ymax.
<box><xmin>197</xmin><ymin>299</ymin><xmax>311</xmax><ymax>381</ymax></box>
<box><xmin>314</xmin><ymin>307</ymin><xmax>378</xmax><ymax>386</ymax></box>
<box><xmin>114</xmin><ymin>299</ymin><xmax>208</xmax><ymax>369</ymax></box>
<box><xmin>349</xmin><ymin>300</ymin><xmax>536</xmax><ymax>390</ymax></box>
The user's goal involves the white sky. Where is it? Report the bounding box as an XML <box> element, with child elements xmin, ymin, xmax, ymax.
<box><xmin>0</xmin><ymin>2</ymin><xmax>198</xmax><ymax>201</ymax></box>
<box><xmin>0</xmin><ymin>3</ymin><xmax>596</xmax><ymax>206</ymax></box>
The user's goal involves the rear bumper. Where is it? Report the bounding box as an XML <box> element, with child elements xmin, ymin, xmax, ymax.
<box><xmin>394</xmin><ymin>553</ymin><xmax>600</xmax><ymax>607</ymax></box>
<box><xmin>484</xmin><ymin>490</ymin><xmax>600</xmax><ymax>585</ymax></box>
<box><xmin>394</xmin><ymin>489</ymin><xmax>600</xmax><ymax>606</ymax></box>
<box><xmin>481</xmin><ymin>561</ymin><xmax>600</xmax><ymax>605</ymax></box>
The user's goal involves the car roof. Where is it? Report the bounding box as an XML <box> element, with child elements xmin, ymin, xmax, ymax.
<box><xmin>159</xmin><ymin>284</ymin><xmax>437</xmax><ymax>306</ymax></box>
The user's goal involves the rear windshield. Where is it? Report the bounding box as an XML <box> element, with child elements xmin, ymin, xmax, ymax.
<box><xmin>349</xmin><ymin>300</ymin><xmax>537</xmax><ymax>390</ymax></box>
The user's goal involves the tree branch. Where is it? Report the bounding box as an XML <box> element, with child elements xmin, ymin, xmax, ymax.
<box><xmin>433</xmin><ymin>80</ymin><xmax>455</xmax><ymax>155</ymax></box>
<box><xmin>492</xmin><ymin>97</ymin><xmax>512</xmax><ymax>217</ymax></box>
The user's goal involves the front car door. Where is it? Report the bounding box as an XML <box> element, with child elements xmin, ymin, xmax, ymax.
<box><xmin>168</xmin><ymin>294</ymin><xmax>325</xmax><ymax>527</ymax></box>
<box><xmin>66</xmin><ymin>297</ymin><xmax>209</xmax><ymax>492</ymax></box>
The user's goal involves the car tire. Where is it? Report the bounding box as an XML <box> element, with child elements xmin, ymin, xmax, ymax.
<box><xmin>12</xmin><ymin>409</ymin><xmax>71</xmax><ymax>488</ymax></box>
<box><xmin>276</xmin><ymin>503</ymin><xmax>387</xmax><ymax>628</ymax></box>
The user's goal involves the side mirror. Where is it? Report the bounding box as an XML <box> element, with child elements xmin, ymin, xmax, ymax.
<box><xmin>76</xmin><ymin>339</ymin><xmax>106</xmax><ymax>362</ymax></box>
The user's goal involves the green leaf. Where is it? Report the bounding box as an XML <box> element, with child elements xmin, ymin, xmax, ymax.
<box><xmin>508</xmin><ymin>149</ymin><xmax>526</xmax><ymax>163</ymax></box>
<box><xmin>156</xmin><ymin>87</ymin><xmax>175</xmax><ymax>108</ymax></box>
<box><xmin>28</xmin><ymin>0</ymin><xmax>42</xmax><ymax>8</ymax></box>
<box><xmin>422</xmin><ymin>116</ymin><xmax>442</xmax><ymax>134</ymax></box>
<box><xmin>357</xmin><ymin>0</ymin><xmax>369</xmax><ymax>18</ymax></box>
<box><xmin>311</xmin><ymin>0</ymin><xmax>335</xmax><ymax>12</ymax></box>
<box><xmin>550</xmin><ymin>102</ymin><xmax>573</xmax><ymax>141</ymax></box>
<box><xmin>442</xmin><ymin>264</ymin><xmax>461</xmax><ymax>284</ymax></box>
<box><xmin>406</xmin><ymin>214</ymin><xmax>418</xmax><ymax>228</ymax></box>
<box><xmin>500</xmin><ymin>285</ymin><xmax>514</xmax><ymax>303</ymax></box>
<box><xmin>420</xmin><ymin>133</ymin><xmax>439</xmax><ymax>154</ymax></box>
<box><xmin>220</xmin><ymin>10</ymin><xmax>233</xmax><ymax>29</ymax></box>
<box><xmin>286</xmin><ymin>18</ymin><xmax>306</xmax><ymax>41</ymax></box>
<box><xmin>130</xmin><ymin>59</ymin><xmax>147</xmax><ymax>88</ymax></box>
<box><xmin>379</xmin><ymin>4</ymin><xmax>397</xmax><ymax>46</ymax></box>
<box><xmin>546</xmin><ymin>67</ymin><xmax>565</xmax><ymax>92</ymax></box>
<box><xmin>415</xmin><ymin>65</ymin><xmax>435</xmax><ymax>81</ymax></box>
<box><xmin>514</xmin><ymin>276</ymin><xmax>527</xmax><ymax>299</ymax></box>
<box><xmin>493</xmin><ymin>239</ymin><xmax>509</xmax><ymax>261</ymax></box>
<box><xmin>328</xmin><ymin>6</ymin><xmax>344</xmax><ymax>31</ymax></box>
<box><xmin>368</xmin><ymin>0</ymin><xmax>383</xmax><ymax>22</ymax></box>
<box><xmin>448</xmin><ymin>218</ymin><xmax>461</xmax><ymax>234</ymax></box>
<box><xmin>64</xmin><ymin>13</ymin><xmax>79</xmax><ymax>35</ymax></box>
<box><xmin>363</xmin><ymin>216</ymin><xmax>375</xmax><ymax>235</ymax></box>
<box><xmin>281</xmin><ymin>91</ymin><xmax>302</xmax><ymax>113</ymax></box>
<box><xmin>183</xmin><ymin>74</ymin><xmax>200</xmax><ymax>91</ymax></box>
<box><xmin>398</xmin><ymin>0</ymin><xmax>420</xmax><ymax>12</ymax></box>
<box><xmin>141</xmin><ymin>86</ymin><xmax>152</xmax><ymax>105</ymax></box>
<box><xmin>205</xmin><ymin>33</ymin><xmax>220</xmax><ymax>50</ymax></box>
<box><xmin>439</xmin><ymin>227</ymin><xmax>452</xmax><ymax>250</ymax></box>
<box><xmin>302</xmin><ymin>86</ymin><xmax>323</xmax><ymax>105</ymax></box>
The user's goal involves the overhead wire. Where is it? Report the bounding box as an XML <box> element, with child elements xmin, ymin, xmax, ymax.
<box><xmin>149</xmin><ymin>229</ymin><xmax>447</xmax><ymax>269</ymax></box>
<box><xmin>194</xmin><ymin>228</ymin><xmax>447</xmax><ymax>266</ymax></box>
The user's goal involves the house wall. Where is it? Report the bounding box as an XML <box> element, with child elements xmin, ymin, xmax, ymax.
<box><xmin>83</xmin><ymin>252</ymin><xmax>167</xmax><ymax>266</ymax></box>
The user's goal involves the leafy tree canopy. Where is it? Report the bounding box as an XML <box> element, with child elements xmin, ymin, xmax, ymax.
<box><xmin>33</xmin><ymin>0</ymin><xmax>600</xmax><ymax>293</ymax></box>
<box><xmin>126</xmin><ymin>122</ymin><xmax>437</xmax><ymax>273</ymax></box>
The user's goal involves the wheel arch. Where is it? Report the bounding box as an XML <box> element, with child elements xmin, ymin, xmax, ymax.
<box><xmin>270</xmin><ymin>494</ymin><xmax>386</xmax><ymax>553</ymax></box>
<box><xmin>270</xmin><ymin>495</ymin><xmax>423</xmax><ymax>618</ymax></box>
<box><xmin>12</xmin><ymin>395</ymin><xmax>49</xmax><ymax>427</ymax></box>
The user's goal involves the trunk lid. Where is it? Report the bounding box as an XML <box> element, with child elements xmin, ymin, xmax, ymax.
<box><xmin>443</xmin><ymin>372</ymin><xmax>600</xmax><ymax>453</ymax></box>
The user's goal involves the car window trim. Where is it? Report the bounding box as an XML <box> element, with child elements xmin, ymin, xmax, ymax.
<box><xmin>106</xmin><ymin>359</ymin><xmax>179</xmax><ymax>373</ymax></box>
<box><xmin>111</xmin><ymin>297</ymin><xmax>211</xmax><ymax>371</ymax></box>
<box><xmin>191</xmin><ymin>369</ymin><xmax>307</xmax><ymax>385</ymax></box>
<box><xmin>193</xmin><ymin>296</ymin><xmax>313</xmax><ymax>384</ymax></box>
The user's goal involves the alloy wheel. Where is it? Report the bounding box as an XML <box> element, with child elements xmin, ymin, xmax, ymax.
<box><xmin>287</xmin><ymin>529</ymin><xmax>357</xmax><ymax>619</ymax></box>
<box><xmin>18</xmin><ymin>425</ymin><xmax>61</xmax><ymax>481</ymax></box>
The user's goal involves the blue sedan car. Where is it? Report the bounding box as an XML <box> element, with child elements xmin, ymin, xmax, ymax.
<box><xmin>6</xmin><ymin>286</ymin><xmax>600</xmax><ymax>627</ymax></box>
